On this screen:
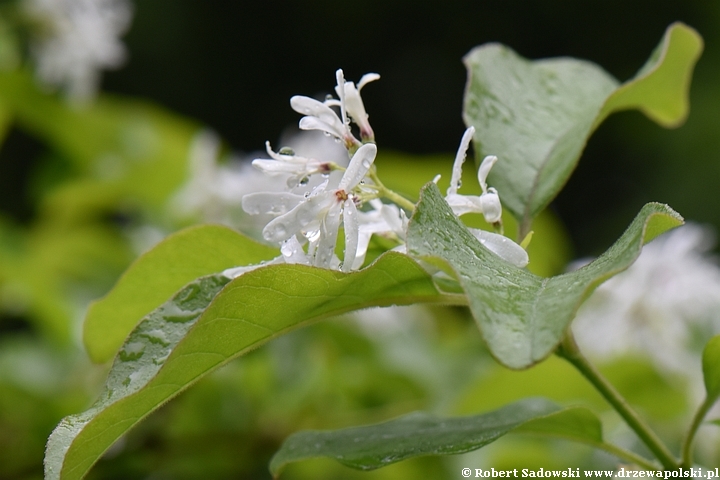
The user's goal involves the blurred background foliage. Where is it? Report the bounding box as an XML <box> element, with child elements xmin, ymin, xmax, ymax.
<box><xmin>0</xmin><ymin>1</ymin><xmax>718</xmax><ymax>478</ymax></box>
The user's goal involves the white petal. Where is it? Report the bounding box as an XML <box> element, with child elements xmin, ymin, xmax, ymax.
<box><xmin>262</xmin><ymin>194</ymin><xmax>333</xmax><ymax>243</ymax></box>
<box><xmin>470</xmin><ymin>229</ymin><xmax>529</xmax><ymax>268</ymax></box>
<box><xmin>298</xmin><ymin>116</ymin><xmax>346</xmax><ymax>140</ymax></box>
<box><xmin>357</xmin><ymin>73</ymin><xmax>380</xmax><ymax>90</ymax></box>
<box><xmin>338</xmin><ymin>143</ymin><xmax>377</xmax><ymax>191</ymax></box>
<box><xmin>242</xmin><ymin>192</ymin><xmax>305</xmax><ymax>215</ymax></box>
<box><xmin>479</xmin><ymin>190</ymin><xmax>502</xmax><ymax>223</ymax></box>
<box><xmin>252</xmin><ymin>159</ymin><xmax>312</xmax><ymax>175</ymax></box>
<box><xmin>353</xmin><ymin>230</ymin><xmax>374</xmax><ymax>270</ymax></box>
<box><xmin>445</xmin><ymin>193</ymin><xmax>482</xmax><ymax>216</ymax></box>
<box><xmin>477</xmin><ymin>155</ymin><xmax>498</xmax><ymax>193</ymax></box>
<box><xmin>280</xmin><ymin>236</ymin><xmax>311</xmax><ymax>265</ymax></box>
<box><xmin>314</xmin><ymin>202</ymin><xmax>342</xmax><ymax>268</ymax></box>
<box><xmin>448</xmin><ymin>127</ymin><xmax>475</xmax><ymax>196</ymax></box>
<box><xmin>342</xmin><ymin>199</ymin><xmax>359</xmax><ymax>272</ymax></box>
<box><xmin>335</xmin><ymin>69</ymin><xmax>348</xmax><ymax>130</ymax></box>
<box><xmin>222</xmin><ymin>256</ymin><xmax>284</xmax><ymax>279</ymax></box>
<box><xmin>290</xmin><ymin>95</ymin><xmax>339</xmax><ymax>125</ymax></box>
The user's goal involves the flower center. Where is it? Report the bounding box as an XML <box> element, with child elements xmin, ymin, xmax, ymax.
<box><xmin>335</xmin><ymin>189</ymin><xmax>349</xmax><ymax>202</ymax></box>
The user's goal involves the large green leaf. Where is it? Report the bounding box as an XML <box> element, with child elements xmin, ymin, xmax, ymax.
<box><xmin>463</xmin><ymin>22</ymin><xmax>702</xmax><ymax>225</ymax></box>
<box><xmin>84</xmin><ymin>224</ymin><xmax>278</xmax><ymax>363</ymax></box>
<box><xmin>45</xmin><ymin>252</ymin><xmax>455</xmax><ymax>480</ymax></box>
<box><xmin>269</xmin><ymin>398</ymin><xmax>603</xmax><ymax>476</ymax></box>
<box><xmin>406</xmin><ymin>183</ymin><xmax>683</xmax><ymax>369</ymax></box>
<box><xmin>702</xmin><ymin>335</ymin><xmax>720</xmax><ymax>406</ymax></box>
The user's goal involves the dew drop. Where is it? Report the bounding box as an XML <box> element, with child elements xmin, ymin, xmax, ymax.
<box><xmin>142</xmin><ymin>329</ymin><xmax>169</xmax><ymax>346</ymax></box>
<box><xmin>272</xmin><ymin>225</ymin><xmax>287</xmax><ymax>238</ymax></box>
<box><xmin>165</xmin><ymin>312</ymin><xmax>196</xmax><ymax>323</ymax></box>
<box><xmin>298</xmin><ymin>176</ymin><xmax>310</xmax><ymax>186</ymax></box>
<box><xmin>153</xmin><ymin>353</ymin><xmax>169</xmax><ymax>366</ymax></box>
<box><xmin>278</xmin><ymin>146</ymin><xmax>295</xmax><ymax>156</ymax></box>
<box><xmin>119</xmin><ymin>342</ymin><xmax>145</xmax><ymax>361</ymax></box>
<box><xmin>361</xmin><ymin>159</ymin><xmax>371</xmax><ymax>169</ymax></box>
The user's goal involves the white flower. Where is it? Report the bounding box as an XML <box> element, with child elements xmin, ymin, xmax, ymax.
<box><xmin>441</xmin><ymin>127</ymin><xmax>526</xmax><ymax>267</ymax></box>
<box><xmin>244</xmin><ymin>143</ymin><xmax>377</xmax><ymax>272</ymax></box>
<box><xmin>290</xmin><ymin>69</ymin><xmax>379</xmax><ymax>150</ymax></box>
<box><xmin>445</xmin><ymin>126</ymin><xmax>502</xmax><ymax>224</ymax></box>
<box><xmin>326</xmin><ymin>69</ymin><xmax>380</xmax><ymax>141</ymax></box>
<box><xmin>573</xmin><ymin>223</ymin><xmax>720</xmax><ymax>380</ymax></box>
<box><xmin>23</xmin><ymin>0</ymin><xmax>133</xmax><ymax>100</ymax></box>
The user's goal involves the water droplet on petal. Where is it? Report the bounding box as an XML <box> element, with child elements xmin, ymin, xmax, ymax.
<box><xmin>278</xmin><ymin>147</ymin><xmax>295</xmax><ymax>156</ymax></box>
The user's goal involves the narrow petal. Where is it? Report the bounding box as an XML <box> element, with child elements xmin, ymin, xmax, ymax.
<box><xmin>338</xmin><ymin>143</ymin><xmax>377</xmax><ymax>191</ymax></box>
<box><xmin>252</xmin><ymin>159</ymin><xmax>312</xmax><ymax>175</ymax></box>
<box><xmin>342</xmin><ymin>199</ymin><xmax>359</xmax><ymax>272</ymax></box>
<box><xmin>448</xmin><ymin>126</ymin><xmax>475</xmax><ymax>196</ymax></box>
<box><xmin>290</xmin><ymin>95</ymin><xmax>339</xmax><ymax>125</ymax></box>
<box><xmin>477</xmin><ymin>155</ymin><xmax>498</xmax><ymax>193</ymax></box>
<box><xmin>242</xmin><ymin>192</ymin><xmax>305</xmax><ymax>215</ymax></box>
<box><xmin>335</xmin><ymin>69</ymin><xmax>348</xmax><ymax>131</ymax></box>
<box><xmin>470</xmin><ymin>229</ymin><xmax>529</xmax><ymax>268</ymax></box>
<box><xmin>357</xmin><ymin>73</ymin><xmax>380</xmax><ymax>90</ymax></box>
<box><xmin>222</xmin><ymin>256</ymin><xmax>284</xmax><ymax>279</ymax></box>
<box><xmin>280</xmin><ymin>236</ymin><xmax>311</xmax><ymax>265</ymax></box>
<box><xmin>298</xmin><ymin>116</ymin><xmax>346</xmax><ymax>140</ymax></box>
<box><xmin>445</xmin><ymin>193</ymin><xmax>483</xmax><ymax>217</ymax></box>
<box><xmin>314</xmin><ymin>202</ymin><xmax>342</xmax><ymax>268</ymax></box>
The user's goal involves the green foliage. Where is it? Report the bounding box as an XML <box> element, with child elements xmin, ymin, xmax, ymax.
<box><xmin>84</xmin><ymin>225</ymin><xmax>278</xmax><ymax>363</ymax></box>
<box><xmin>269</xmin><ymin>399</ymin><xmax>602</xmax><ymax>476</ymax></box>
<box><xmin>406</xmin><ymin>183</ymin><xmax>683</xmax><ymax>369</ymax></box>
<box><xmin>463</xmin><ymin>22</ymin><xmax>702</xmax><ymax>225</ymax></box>
<box><xmin>45</xmin><ymin>253</ymin><xmax>453</xmax><ymax>480</ymax></box>
<box><xmin>0</xmin><ymin>70</ymin><xmax>199</xmax><ymax>207</ymax></box>
<box><xmin>702</xmin><ymin>334</ymin><xmax>720</xmax><ymax>403</ymax></box>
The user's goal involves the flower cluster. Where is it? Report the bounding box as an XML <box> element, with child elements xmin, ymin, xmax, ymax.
<box><xmin>22</xmin><ymin>0</ymin><xmax>133</xmax><ymax>100</ymax></box>
<box><xmin>234</xmin><ymin>69</ymin><xmax>528</xmax><ymax>275</ymax></box>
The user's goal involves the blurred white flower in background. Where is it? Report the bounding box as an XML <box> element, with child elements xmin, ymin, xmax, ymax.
<box><xmin>23</xmin><ymin>0</ymin><xmax>133</xmax><ymax>100</ymax></box>
<box><xmin>573</xmin><ymin>223</ymin><xmax>720</xmax><ymax>384</ymax></box>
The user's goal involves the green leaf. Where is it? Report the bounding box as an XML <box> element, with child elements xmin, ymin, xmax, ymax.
<box><xmin>702</xmin><ymin>334</ymin><xmax>720</xmax><ymax>404</ymax></box>
<box><xmin>269</xmin><ymin>399</ymin><xmax>603</xmax><ymax>476</ymax></box>
<box><xmin>84</xmin><ymin>225</ymin><xmax>278</xmax><ymax>363</ymax></box>
<box><xmin>406</xmin><ymin>183</ymin><xmax>683</xmax><ymax>369</ymax></box>
<box><xmin>45</xmin><ymin>252</ymin><xmax>449</xmax><ymax>480</ymax></box>
<box><xmin>463</xmin><ymin>22</ymin><xmax>702</xmax><ymax>224</ymax></box>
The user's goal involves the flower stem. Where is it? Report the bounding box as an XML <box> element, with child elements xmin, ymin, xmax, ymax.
<box><xmin>556</xmin><ymin>330</ymin><xmax>679</xmax><ymax>470</ymax></box>
<box><xmin>367</xmin><ymin>169</ymin><xmax>416</xmax><ymax>212</ymax></box>
<box><xmin>680</xmin><ymin>396</ymin><xmax>712</xmax><ymax>467</ymax></box>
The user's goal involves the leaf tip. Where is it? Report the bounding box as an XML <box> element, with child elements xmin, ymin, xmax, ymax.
<box><xmin>641</xmin><ymin>203</ymin><xmax>684</xmax><ymax>245</ymax></box>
